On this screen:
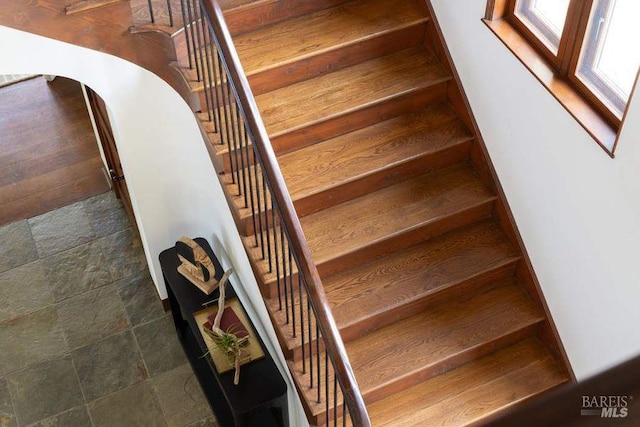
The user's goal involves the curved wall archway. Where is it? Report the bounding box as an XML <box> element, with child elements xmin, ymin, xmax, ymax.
<box><xmin>0</xmin><ymin>25</ymin><xmax>220</xmax><ymax>299</ymax></box>
<box><xmin>0</xmin><ymin>24</ymin><xmax>331</xmax><ymax>425</ymax></box>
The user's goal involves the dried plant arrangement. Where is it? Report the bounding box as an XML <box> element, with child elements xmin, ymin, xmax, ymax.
<box><xmin>200</xmin><ymin>268</ymin><xmax>250</xmax><ymax>385</ymax></box>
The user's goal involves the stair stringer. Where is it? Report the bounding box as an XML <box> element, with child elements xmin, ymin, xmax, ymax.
<box><xmin>422</xmin><ymin>0</ymin><xmax>575</xmax><ymax>380</ymax></box>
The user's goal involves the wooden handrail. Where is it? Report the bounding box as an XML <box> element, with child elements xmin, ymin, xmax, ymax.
<box><xmin>201</xmin><ymin>1</ymin><xmax>371</xmax><ymax>425</ymax></box>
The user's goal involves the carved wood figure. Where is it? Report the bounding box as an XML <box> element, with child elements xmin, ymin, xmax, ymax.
<box><xmin>175</xmin><ymin>236</ymin><xmax>221</xmax><ymax>294</ymax></box>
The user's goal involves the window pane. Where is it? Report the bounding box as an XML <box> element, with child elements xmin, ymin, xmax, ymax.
<box><xmin>515</xmin><ymin>0</ymin><xmax>570</xmax><ymax>54</ymax></box>
<box><xmin>532</xmin><ymin>0</ymin><xmax>570</xmax><ymax>37</ymax></box>
<box><xmin>577</xmin><ymin>0</ymin><xmax>640</xmax><ymax>118</ymax></box>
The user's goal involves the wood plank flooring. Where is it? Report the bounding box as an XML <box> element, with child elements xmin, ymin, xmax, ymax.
<box><xmin>0</xmin><ymin>77</ymin><xmax>109</xmax><ymax>225</ymax></box>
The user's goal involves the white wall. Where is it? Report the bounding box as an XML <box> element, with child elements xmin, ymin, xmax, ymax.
<box><xmin>430</xmin><ymin>0</ymin><xmax>640</xmax><ymax>381</ymax></box>
<box><xmin>0</xmin><ymin>26</ymin><xmax>307</xmax><ymax>426</ymax></box>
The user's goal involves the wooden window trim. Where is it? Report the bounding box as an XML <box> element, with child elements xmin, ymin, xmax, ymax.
<box><xmin>484</xmin><ymin>0</ymin><xmax>639</xmax><ymax>157</ymax></box>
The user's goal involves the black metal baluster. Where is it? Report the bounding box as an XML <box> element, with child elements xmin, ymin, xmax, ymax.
<box><xmin>204</xmin><ymin>25</ymin><xmax>221</xmax><ymax>133</ymax></box>
<box><xmin>196</xmin><ymin>3</ymin><xmax>213</xmax><ymax>121</ymax></box>
<box><xmin>147</xmin><ymin>0</ymin><xmax>155</xmax><ymax>23</ymax></box>
<box><xmin>166</xmin><ymin>0</ymin><xmax>174</xmax><ymax>27</ymax></box>
<box><xmin>253</xmin><ymin>151</ymin><xmax>265</xmax><ymax>257</ymax></box>
<box><xmin>273</xmin><ymin>205</ymin><xmax>281</xmax><ymax>309</ymax></box>
<box><xmin>209</xmin><ymin>46</ymin><xmax>225</xmax><ymax>135</ymax></box>
<box><xmin>217</xmin><ymin>63</ymin><xmax>238</xmax><ymax>187</ymax></box>
<box><xmin>224</xmin><ymin>82</ymin><xmax>241</xmax><ymax>196</ymax></box>
<box><xmin>289</xmin><ymin>247</ymin><xmax>296</xmax><ymax>336</ymax></box>
<box><xmin>316</xmin><ymin>327</ymin><xmax>321</xmax><ymax>403</ymax></box>
<box><xmin>300</xmin><ymin>276</ymin><xmax>306</xmax><ymax>373</ymax></box>
<box><xmin>343</xmin><ymin>396</ymin><xmax>347</xmax><ymax>427</ymax></box>
<box><xmin>205</xmin><ymin>22</ymin><xmax>221</xmax><ymax>133</ymax></box>
<box><xmin>246</xmin><ymin>133</ymin><xmax>259</xmax><ymax>247</ymax></box>
<box><xmin>275</xmin><ymin>224</ymin><xmax>285</xmax><ymax>309</ymax></box>
<box><xmin>263</xmin><ymin>177</ymin><xmax>272</xmax><ymax>271</ymax></box>
<box><xmin>185</xmin><ymin>0</ymin><xmax>201</xmax><ymax>81</ymax></box>
<box><xmin>308</xmin><ymin>297</ymin><xmax>313</xmax><ymax>388</ymax></box>
<box><xmin>178</xmin><ymin>0</ymin><xmax>193</xmax><ymax>69</ymax></box>
<box><xmin>333</xmin><ymin>371</ymin><xmax>338</xmax><ymax>427</ymax></box>
<box><xmin>192</xmin><ymin>1</ymin><xmax>206</xmax><ymax>84</ymax></box>
<box><xmin>242</xmin><ymin>124</ymin><xmax>258</xmax><ymax>239</ymax></box>
<box><xmin>325</xmin><ymin>348</ymin><xmax>330</xmax><ymax>424</ymax></box>
<box><xmin>282</xmin><ymin>228</ymin><xmax>289</xmax><ymax>324</ymax></box>
<box><xmin>234</xmin><ymin>100</ymin><xmax>249</xmax><ymax>207</ymax></box>
<box><xmin>198</xmin><ymin>6</ymin><xmax>216</xmax><ymax>123</ymax></box>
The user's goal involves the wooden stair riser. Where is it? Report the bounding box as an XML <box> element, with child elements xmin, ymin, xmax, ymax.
<box><xmin>281</xmin><ymin>260</ymin><xmax>519</xmax><ymax>362</ymax></box>
<box><xmin>331</xmin><ymin>260</ymin><xmax>520</xmax><ymax>345</ymax></box>
<box><xmin>202</xmin><ymin>79</ymin><xmax>451</xmax><ymax>172</ymax></box>
<box><xmin>314</xmin><ymin>199</ymin><xmax>496</xmax><ymax>279</ymax></box>
<box><xmin>184</xmin><ymin>22</ymin><xmax>430</xmax><ymax>109</ymax></box>
<box><xmin>286</xmin><ymin>359</ymin><xmax>345</xmax><ymax>426</ymax></box>
<box><xmin>65</xmin><ymin>0</ymin><xmax>128</xmax><ymax>15</ymax></box>
<box><xmin>225</xmin><ymin>136</ymin><xmax>473</xmax><ymax>236</ymax></box>
<box><xmin>224</xmin><ymin>0</ymin><xmax>355</xmax><ymax>36</ymax></box>
<box><xmin>288</xmin><ymin>318</ymin><xmax>544</xmax><ymax>424</ymax></box>
<box><xmin>263</xmin><ymin>220</ymin><xmax>524</xmax><ymax>359</ymax></box>
<box><xmin>290</xmin><ymin>139</ymin><xmax>472</xmax><ymax>218</ymax></box>
<box><xmin>176</xmin><ymin>2</ymin><xmax>437</xmax><ymax>118</ymax></box>
<box><xmin>244</xmin><ymin>196</ymin><xmax>496</xmax><ymax>300</ymax></box>
<box><xmin>213</xmin><ymin>103</ymin><xmax>475</xmax><ymax>202</ymax></box>
<box><xmin>268</xmin><ymin>82</ymin><xmax>449</xmax><ymax>155</ymax></box>
<box><xmin>246</xmin><ymin>24</ymin><xmax>428</xmax><ymax>96</ymax></box>
<box><xmin>240</xmin><ymin>233</ymin><xmax>301</xmax><ymax>299</ymax></box>
<box><xmin>360</xmin><ymin>322</ymin><xmax>543</xmax><ymax>406</ymax></box>
<box><xmin>366</xmin><ymin>338</ymin><xmax>568</xmax><ymax>426</ymax></box>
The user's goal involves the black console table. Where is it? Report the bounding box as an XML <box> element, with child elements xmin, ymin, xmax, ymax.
<box><xmin>159</xmin><ymin>239</ymin><xmax>288</xmax><ymax>427</ymax></box>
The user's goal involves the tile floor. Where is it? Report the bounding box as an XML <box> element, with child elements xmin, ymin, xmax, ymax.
<box><xmin>0</xmin><ymin>191</ymin><xmax>217</xmax><ymax>427</ymax></box>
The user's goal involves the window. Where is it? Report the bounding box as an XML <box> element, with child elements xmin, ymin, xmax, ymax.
<box><xmin>484</xmin><ymin>0</ymin><xmax>640</xmax><ymax>156</ymax></box>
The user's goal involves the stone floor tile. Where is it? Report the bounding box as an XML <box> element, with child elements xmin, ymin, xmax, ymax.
<box><xmin>117</xmin><ymin>271</ymin><xmax>164</xmax><ymax>327</ymax></box>
<box><xmin>28</xmin><ymin>203</ymin><xmax>95</xmax><ymax>258</ymax></box>
<box><xmin>97</xmin><ymin>228</ymin><xmax>147</xmax><ymax>281</ymax></box>
<box><xmin>26</xmin><ymin>405</ymin><xmax>92</xmax><ymax>427</ymax></box>
<box><xmin>56</xmin><ymin>285</ymin><xmax>129</xmax><ymax>349</ymax></box>
<box><xmin>72</xmin><ymin>330</ymin><xmax>147</xmax><ymax>401</ymax></box>
<box><xmin>0</xmin><ymin>261</ymin><xmax>52</xmax><ymax>322</ymax></box>
<box><xmin>83</xmin><ymin>192</ymin><xmax>129</xmax><ymax>238</ymax></box>
<box><xmin>42</xmin><ymin>241</ymin><xmax>112</xmax><ymax>302</ymax></box>
<box><xmin>134</xmin><ymin>315</ymin><xmax>186</xmax><ymax>377</ymax></box>
<box><xmin>0</xmin><ymin>306</ymin><xmax>67</xmax><ymax>375</ymax></box>
<box><xmin>0</xmin><ymin>220</ymin><xmax>38</xmax><ymax>274</ymax></box>
<box><xmin>88</xmin><ymin>381</ymin><xmax>166</xmax><ymax>427</ymax></box>
<box><xmin>187</xmin><ymin>417</ymin><xmax>219</xmax><ymax>427</ymax></box>
<box><xmin>152</xmin><ymin>363</ymin><xmax>212</xmax><ymax>427</ymax></box>
<box><xmin>7</xmin><ymin>356</ymin><xmax>84</xmax><ymax>426</ymax></box>
<box><xmin>0</xmin><ymin>377</ymin><xmax>17</xmax><ymax>427</ymax></box>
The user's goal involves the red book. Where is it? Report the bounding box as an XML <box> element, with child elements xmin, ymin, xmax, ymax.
<box><xmin>206</xmin><ymin>308</ymin><xmax>249</xmax><ymax>340</ymax></box>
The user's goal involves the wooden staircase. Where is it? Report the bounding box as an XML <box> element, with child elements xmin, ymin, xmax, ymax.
<box><xmin>30</xmin><ymin>0</ymin><xmax>571</xmax><ymax>424</ymax></box>
<box><xmin>184</xmin><ymin>0</ymin><xmax>573</xmax><ymax>425</ymax></box>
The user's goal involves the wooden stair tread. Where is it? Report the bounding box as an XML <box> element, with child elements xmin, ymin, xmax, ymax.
<box><xmin>367</xmin><ymin>338</ymin><xmax>569</xmax><ymax>426</ymax></box>
<box><xmin>292</xmin><ymin>281</ymin><xmax>545</xmax><ymax>417</ymax></box>
<box><xmin>325</xmin><ymin>220</ymin><xmax>520</xmax><ymax>334</ymax></box>
<box><xmin>233</xmin><ymin>0</ymin><xmax>427</xmax><ymax>76</ymax></box>
<box><xmin>218</xmin><ymin>0</ymin><xmax>264</xmax><ymax>10</ymax></box>
<box><xmin>300</xmin><ymin>163</ymin><xmax>496</xmax><ymax>267</ymax></box>
<box><xmin>344</xmin><ymin>280</ymin><xmax>543</xmax><ymax>393</ymax></box>
<box><xmin>242</xmin><ymin>164</ymin><xmax>496</xmax><ymax>289</ymax></box>
<box><xmin>64</xmin><ymin>0</ymin><xmax>126</xmax><ymax>15</ymax></box>
<box><xmin>265</xmin><ymin>220</ymin><xmax>520</xmax><ymax>354</ymax></box>
<box><xmin>280</xmin><ymin>103</ymin><xmax>472</xmax><ymax>202</ymax></box>
<box><xmin>227</xmin><ymin>102</ymin><xmax>474</xmax><ymax>227</ymax></box>
<box><xmin>255</xmin><ymin>46</ymin><xmax>449</xmax><ymax>138</ymax></box>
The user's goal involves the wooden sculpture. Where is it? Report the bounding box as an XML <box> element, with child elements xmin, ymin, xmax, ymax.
<box><xmin>201</xmin><ymin>270</ymin><xmax>248</xmax><ymax>385</ymax></box>
<box><xmin>175</xmin><ymin>237</ymin><xmax>222</xmax><ymax>294</ymax></box>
